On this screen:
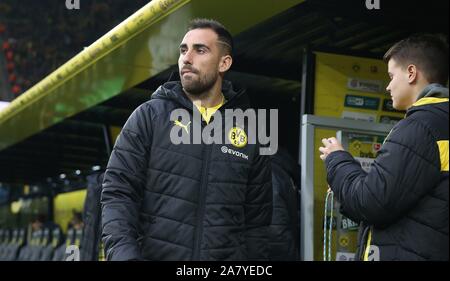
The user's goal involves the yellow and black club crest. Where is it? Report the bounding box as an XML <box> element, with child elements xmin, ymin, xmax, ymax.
<box><xmin>228</xmin><ymin>127</ymin><xmax>247</xmax><ymax>148</ymax></box>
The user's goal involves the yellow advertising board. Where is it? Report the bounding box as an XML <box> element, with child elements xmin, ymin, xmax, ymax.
<box><xmin>314</xmin><ymin>52</ymin><xmax>404</xmax><ymax>123</ymax></box>
<box><xmin>54</xmin><ymin>190</ymin><xmax>87</xmax><ymax>233</ymax></box>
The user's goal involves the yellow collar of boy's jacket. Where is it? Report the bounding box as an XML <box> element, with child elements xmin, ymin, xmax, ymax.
<box><xmin>412</xmin><ymin>97</ymin><xmax>448</xmax><ymax>107</ymax></box>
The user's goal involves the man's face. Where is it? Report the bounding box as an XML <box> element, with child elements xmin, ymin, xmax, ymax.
<box><xmin>386</xmin><ymin>59</ymin><xmax>415</xmax><ymax>110</ymax></box>
<box><xmin>31</xmin><ymin>221</ymin><xmax>42</xmax><ymax>232</ymax></box>
<box><xmin>178</xmin><ymin>28</ymin><xmax>223</xmax><ymax>95</ymax></box>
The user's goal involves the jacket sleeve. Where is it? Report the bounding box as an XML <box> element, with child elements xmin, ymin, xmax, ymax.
<box><xmin>101</xmin><ymin>104</ymin><xmax>152</xmax><ymax>261</ymax></box>
<box><xmin>325</xmin><ymin>118</ymin><xmax>441</xmax><ymax>227</ymax></box>
<box><xmin>245</xmin><ymin>150</ymin><xmax>273</xmax><ymax>260</ymax></box>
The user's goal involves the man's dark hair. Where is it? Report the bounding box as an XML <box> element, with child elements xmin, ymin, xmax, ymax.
<box><xmin>72</xmin><ymin>210</ymin><xmax>83</xmax><ymax>222</ymax></box>
<box><xmin>384</xmin><ymin>34</ymin><xmax>449</xmax><ymax>85</ymax></box>
<box><xmin>188</xmin><ymin>18</ymin><xmax>233</xmax><ymax>56</ymax></box>
<box><xmin>31</xmin><ymin>214</ymin><xmax>46</xmax><ymax>223</ymax></box>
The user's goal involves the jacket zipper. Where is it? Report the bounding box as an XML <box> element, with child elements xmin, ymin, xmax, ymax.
<box><xmin>192</xmin><ymin>124</ymin><xmax>213</xmax><ymax>260</ymax></box>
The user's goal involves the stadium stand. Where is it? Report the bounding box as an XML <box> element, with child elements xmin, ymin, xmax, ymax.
<box><xmin>0</xmin><ymin>0</ymin><xmax>148</xmax><ymax>98</ymax></box>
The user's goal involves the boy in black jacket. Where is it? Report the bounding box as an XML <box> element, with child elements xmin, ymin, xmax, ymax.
<box><xmin>319</xmin><ymin>34</ymin><xmax>448</xmax><ymax>261</ymax></box>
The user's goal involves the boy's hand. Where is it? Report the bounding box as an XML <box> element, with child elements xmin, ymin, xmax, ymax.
<box><xmin>319</xmin><ymin>137</ymin><xmax>344</xmax><ymax>161</ymax></box>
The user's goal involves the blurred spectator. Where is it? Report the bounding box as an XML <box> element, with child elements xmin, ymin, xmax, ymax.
<box><xmin>30</xmin><ymin>214</ymin><xmax>46</xmax><ymax>232</ymax></box>
<box><xmin>269</xmin><ymin>148</ymin><xmax>300</xmax><ymax>261</ymax></box>
<box><xmin>30</xmin><ymin>213</ymin><xmax>59</xmax><ymax>232</ymax></box>
<box><xmin>68</xmin><ymin>210</ymin><xmax>84</xmax><ymax>231</ymax></box>
<box><xmin>11</xmin><ymin>85</ymin><xmax>21</xmax><ymax>95</ymax></box>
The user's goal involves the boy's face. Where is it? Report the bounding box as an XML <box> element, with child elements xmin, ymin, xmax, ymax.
<box><xmin>386</xmin><ymin>59</ymin><xmax>416</xmax><ymax>110</ymax></box>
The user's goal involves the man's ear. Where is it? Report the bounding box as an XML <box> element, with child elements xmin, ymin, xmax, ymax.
<box><xmin>219</xmin><ymin>55</ymin><xmax>232</xmax><ymax>73</ymax></box>
<box><xmin>407</xmin><ymin>64</ymin><xmax>418</xmax><ymax>84</ymax></box>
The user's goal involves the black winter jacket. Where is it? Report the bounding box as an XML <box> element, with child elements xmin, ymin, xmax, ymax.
<box><xmin>80</xmin><ymin>171</ymin><xmax>104</xmax><ymax>261</ymax></box>
<box><xmin>325</xmin><ymin>84</ymin><xmax>449</xmax><ymax>261</ymax></box>
<box><xmin>101</xmin><ymin>81</ymin><xmax>272</xmax><ymax>261</ymax></box>
<box><xmin>269</xmin><ymin>149</ymin><xmax>300</xmax><ymax>260</ymax></box>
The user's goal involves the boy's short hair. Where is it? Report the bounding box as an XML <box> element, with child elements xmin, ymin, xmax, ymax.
<box><xmin>384</xmin><ymin>34</ymin><xmax>449</xmax><ymax>85</ymax></box>
<box><xmin>188</xmin><ymin>18</ymin><xmax>233</xmax><ymax>56</ymax></box>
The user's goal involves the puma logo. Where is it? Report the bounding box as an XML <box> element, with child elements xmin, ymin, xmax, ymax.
<box><xmin>174</xmin><ymin>120</ymin><xmax>191</xmax><ymax>134</ymax></box>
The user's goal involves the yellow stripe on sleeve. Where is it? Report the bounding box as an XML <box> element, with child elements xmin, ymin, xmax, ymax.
<box><xmin>437</xmin><ymin>140</ymin><xmax>449</xmax><ymax>172</ymax></box>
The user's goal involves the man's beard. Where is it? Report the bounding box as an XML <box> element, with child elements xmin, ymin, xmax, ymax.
<box><xmin>181</xmin><ymin>71</ymin><xmax>219</xmax><ymax>96</ymax></box>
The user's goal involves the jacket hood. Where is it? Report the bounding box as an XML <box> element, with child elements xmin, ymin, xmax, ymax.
<box><xmin>407</xmin><ymin>84</ymin><xmax>449</xmax><ymax>117</ymax></box>
<box><xmin>416</xmin><ymin>83</ymin><xmax>449</xmax><ymax>100</ymax></box>
<box><xmin>150</xmin><ymin>80</ymin><xmax>249</xmax><ymax>111</ymax></box>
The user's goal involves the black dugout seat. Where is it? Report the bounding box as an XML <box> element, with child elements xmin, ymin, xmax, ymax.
<box><xmin>40</xmin><ymin>226</ymin><xmax>64</xmax><ymax>261</ymax></box>
<box><xmin>4</xmin><ymin>228</ymin><xmax>26</xmax><ymax>261</ymax></box>
<box><xmin>52</xmin><ymin>228</ymin><xmax>76</xmax><ymax>261</ymax></box>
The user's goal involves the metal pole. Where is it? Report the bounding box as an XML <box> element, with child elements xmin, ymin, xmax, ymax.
<box><xmin>300</xmin><ymin>118</ymin><xmax>315</xmax><ymax>261</ymax></box>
